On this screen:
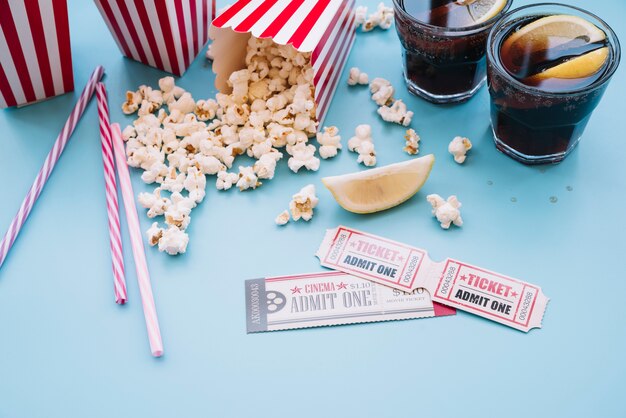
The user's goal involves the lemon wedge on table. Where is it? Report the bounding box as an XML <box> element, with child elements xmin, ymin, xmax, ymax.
<box><xmin>503</xmin><ymin>14</ymin><xmax>609</xmax><ymax>80</ymax></box>
<box><xmin>466</xmin><ymin>0</ymin><xmax>508</xmax><ymax>24</ymax></box>
<box><xmin>322</xmin><ymin>155</ymin><xmax>435</xmax><ymax>214</ymax></box>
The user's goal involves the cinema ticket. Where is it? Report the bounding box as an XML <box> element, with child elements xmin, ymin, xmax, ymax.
<box><xmin>245</xmin><ymin>271</ymin><xmax>455</xmax><ymax>333</ymax></box>
<box><xmin>316</xmin><ymin>226</ymin><xmax>549</xmax><ymax>332</ymax></box>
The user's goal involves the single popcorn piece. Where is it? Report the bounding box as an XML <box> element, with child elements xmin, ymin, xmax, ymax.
<box><xmin>146</xmin><ymin>222</ymin><xmax>164</xmax><ymax>246</ymax></box>
<box><xmin>183</xmin><ymin>166</ymin><xmax>207</xmax><ymax>203</ymax></box>
<box><xmin>287</xmin><ymin>142</ymin><xmax>320</xmax><ymax>173</ymax></box>
<box><xmin>377</xmin><ymin>99</ymin><xmax>414</xmax><ymax>126</ymax></box>
<box><xmin>369</xmin><ymin>77</ymin><xmax>394</xmax><ymax>106</ymax></box>
<box><xmin>236</xmin><ymin>166</ymin><xmax>260</xmax><ymax>191</ymax></box>
<box><xmin>194</xmin><ymin>99</ymin><xmax>218</xmax><ymax>121</ymax></box>
<box><xmin>362</xmin><ymin>2</ymin><xmax>394</xmax><ymax>31</ymax></box>
<box><xmin>195</xmin><ymin>154</ymin><xmax>225</xmax><ymax>175</ymax></box>
<box><xmin>347</xmin><ymin>67</ymin><xmax>368</xmax><ymax>86</ymax></box>
<box><xmin>348</xmin><ymin>124</ymin><xmax>376</xmax><ymax>167</ymax></box>
<box><xmin>355</xmin><ymin>5</ymin><xmax>368</xmax><ymax>27</ymax></box>
<box><xmin>347</xmin><ymin>124</ymin><xmax>372</xmax><ymax>151</ymax></box>
<box><xmin>122</xmin><ymin>90</ymin><xmax>141</xmax><ymax>114</ymax></box>
<box><xmin>216</xmin><ymin>170</ymin><xmax>239</xmax><ymax>191</ymax></box>
<box><xmin>316</xmin><ymin>126</ymin><xmax>341</xmax><ymax>159</ymax></box>
<box><xmin>138</xmin><ymin>188</ymin><xmax>170</xmax><ymax>218</ymax></box>
<box><xmin>158</xmin><ymin>226</ymin><xmax>189</xmax><ymax>255</ymax></box>
<box><xmin>141</xmin><ymin>161</ymin><xmax>168</xmax><ymax>184</ymax></box>
<box><xmin>159</xmin><ymin>76</ymin><xmax>186</xmax><ymax>104</ymax></box>
<box><xmin>356</xmin><ymin>140</ymin><xmax>377</xmax><ymax>167</ymax></box>
<box><xmin>289</xmin><ymin>184</ymin><xmax>319</xmax><ymax>222</ymax></box>
<box><xmin>404</xmin><ymin>129</ymin><xmax>420</xmax><ymax>155</ymax></box>
<box><xmin>427</xmin><ymin>194</ymin><xmax>463</xmax><ymax>229</ymax></box>
<box><xmin>164</xmin><ymin>192</ymin><xmax>196</xmax><ymax>230</ymax></box>
<box><xmin>168</xmin><ymin>92</ymin><xmax>196</xmax><ymax>114</ymax></box>
<box><xmin>377</xmin><ymin>3</ymin><xmax>394</xmax><ymax>30</ymax></box>
<box><xmin>161</xmin><ymin>168</ymin><xmax>186</xmax><ymax>193</ymax></box>
<box><xmin>254</xmin><ymin>150</ymin><xmax>283</xmax><ymax>180</ymax></box>
<box><xmin>275</xmin><ymin>210</ymin><xmax>290</xmax><ymax>226</ymax></box>
<box><xmin>448</xmin><ymin>136</ymin><xmax>472</xmax><ymax>164</ymax></box>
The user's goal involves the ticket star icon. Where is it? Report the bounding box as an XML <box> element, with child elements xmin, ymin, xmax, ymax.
<box><xmin>350</xmin><ymin>242</ymin><xmax>357</xmax><ymax>247</ymax></box>
<box><xmin>291</xmin><ymin>286</ymin><xmax>302</xmax><ymax>294</ymax></box>
<box><xmin>460</xmin><ymin>275</ymin><xmax>468</xmax><ymax>281</ymax></box>
<box><xmin>510</xmin><ymin>291</ymin><xmax>518</xmax><ymax>298</ymax></box>
<box><xmin>397</xmin><ymin>256</ymin><xmax>405</xmax><ymax>262</ymax></box>
<box><xmin>337</xmin><ymin>282</ymin><xmax>348</xmax><ymax>290</ymax></box>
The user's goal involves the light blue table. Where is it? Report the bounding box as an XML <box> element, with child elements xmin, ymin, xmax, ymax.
<box><xmin>1</xmin><ymin>1</ymin><xmax>625</xmax><ymax>417</ymax></box>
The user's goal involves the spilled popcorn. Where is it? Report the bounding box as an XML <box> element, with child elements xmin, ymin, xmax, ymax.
<box><xmin>123</xmin><ymin>36</ymin><xmax>326</xmax><ymax>255</ymax></box>
<box><xmin>404</xmin><ymin>129</ymin><xmax>420</xmax><ymax>155</ymax></box>
<box><xmin>289</xmin><ymin>184</ymin><xmax>319</xmax><ymax>221</ymax></box>
<box><xmin>275</xmin><ymin>210</ymin><xmax>290</xmax><ymax>226</ymax></box>
<box><xmin>448</xmin><ymin>136</ymin><xmax>472</xmax><ymax>164</ymax></box>
<box><xmin>427</xmin><ymin>194</ymin><xmax>463</xmax><ymax>229</ymax></box>
<box><xmin>356</xmin><ymin>3</ymin><xmax>394</xmax><ymax>32</ymax></box>
<box><xmin>369</xmin><ymin>77</ymin><xmax>413</xmax><ymax>126</ymax></box>
<box><xmin>316</xmin><ymin>126</ymin><xmax>341</xmax><ymax>159</ymax></box>
<box><xmin>347</xmin><ymin>67</ymin><xmax>369</xmax><ymax>86</ymax></box>
<box><xmin>348</xmin><ymin>124</ymin><xmax>376</xmax><ymax>167</ymax></box>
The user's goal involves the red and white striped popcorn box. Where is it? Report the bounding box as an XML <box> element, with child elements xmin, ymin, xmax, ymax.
<box><xmin>93</xmin><ymin>0</ymin><xmax>216</xmax><ymax>76</ymax></box>
<box><xmin>210</xmin><ymin>0</ymin><xmax>356</xmax><ymax>126</ymax></box>
<box><xmin>0</xmin><ymin>0</ymin><xmax>74</xmax><ymax>109</ymax></box>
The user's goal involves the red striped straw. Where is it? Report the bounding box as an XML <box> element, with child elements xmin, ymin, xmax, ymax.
<box><xmin>0</xmin><ymin>66</ymin><xmax>105</xmax><ymax>269</ymax></box>
<box><xmin>110</xmin><ymin>122</ymin><xmax>164</xmax><ymax>357</ymax></box>
<box><xmin>95</xmin><ymin>82</ymin><xmax>127</xmax><ymax>304</ymax></box>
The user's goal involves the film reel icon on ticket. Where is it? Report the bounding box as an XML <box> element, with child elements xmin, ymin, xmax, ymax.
<box><xmin>316</xmin><ymin>226</ymin><xmax>549</xmax><ymax>332</ymax></box>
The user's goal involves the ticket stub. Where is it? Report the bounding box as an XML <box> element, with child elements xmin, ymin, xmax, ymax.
<box><xmin>245</xmin><ymin>271</ymin><xmax>456</xmax><ymax>333</ymax></box>
<box><xmin>316</xmin><ymin>226</ymin><xmax>549</xmax><ymax>332</ymax></box>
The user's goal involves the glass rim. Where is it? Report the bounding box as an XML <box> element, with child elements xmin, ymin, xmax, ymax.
<box><xmin>487</xmin><ymin>2</ymin><xmax>622</xmax><ymax>97</ymax></box>
<box><xmin>391</xmin><ymin>0</ymin><xmax>513</xmax><ymax>33</ymax></box>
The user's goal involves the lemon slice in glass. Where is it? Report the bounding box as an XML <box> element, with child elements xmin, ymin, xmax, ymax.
<box><xmin>467</xmin><ymin>0</ymin><xmax>508</xmax><ymax>24</ymax></box>
<box><xmin>322</xmin><ymin>155</ymin><xmax>435</xmax><ymax>214</ymax></box>
<box><xmin>529</xmin><ymin>47</ymin><xmax>609</xmax><ymax>81</ymax></box>
<box><xmin>503</xmin><ymin>14</ymin><xmax>609</xmax><ymax>80</ymax></box>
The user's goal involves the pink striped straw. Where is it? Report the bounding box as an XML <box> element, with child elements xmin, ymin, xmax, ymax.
<box><xmin>0</xmin><ymin>66</ymin><xmax>105</xmax><ymax>269</ymax></box>
<box><xmin>95</xmin><ymin>82</ymin><xmax>127</xmax><ymax>304</ymax></box>
<box><xmin>110</xmin><ymin>122</ymin><xmax>164</xmax><ymax>357</ymax></box>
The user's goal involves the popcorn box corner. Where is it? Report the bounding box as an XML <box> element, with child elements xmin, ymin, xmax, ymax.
<box><xmin>93</xmin><ymin>0</ymin><xmax>216</xmax><ymax>76</ymax></box>
<box><xmin>210</xmin><ymin>0</ymin><xmax>356</xmax><ymax>125</ymax></box>
<box><xmin>0</xmin><ymin>0</ymin><xmax>74</xmax><ymax>109</ymax></box>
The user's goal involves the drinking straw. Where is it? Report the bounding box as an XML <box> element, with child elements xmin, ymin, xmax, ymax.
<box><xmin>110</xmin><ymin>123</ymin><xmax>164</xmax><ymax>357</ymax></box>
<box><xmin>0</xmin><ymin>66</ymin><xmax>105</xmax><ymax>269</ymax></box>
<box><xmin>95</xmin><ymin>82</ymin><xmax>127</xmax><ymax>304</ymax></box>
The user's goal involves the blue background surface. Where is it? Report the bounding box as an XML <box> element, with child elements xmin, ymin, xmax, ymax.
<box><xmin>1</xmin><ymin>0</ymin><xmax>625</xmax><ymax>417</ymax></box>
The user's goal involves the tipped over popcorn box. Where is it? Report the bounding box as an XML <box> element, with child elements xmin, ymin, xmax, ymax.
<box><xmin>93</xmin><ymin>0</ymin><xmax>216</xmax><ymax>76</ymax></box>
<box><xmin>0</xmin><ymin>0</ymin><xmax>74</xmax><ymax>108</ymax></box>
<box><xmin>210</xmin><ymin>0</ymin><xmax>356</xmax><ymax>125</ymax></box>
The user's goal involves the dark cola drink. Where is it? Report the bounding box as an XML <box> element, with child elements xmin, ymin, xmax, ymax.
<box><xmin>392</xmin><ymin>0</ymin><xmax>511</xmax><ymax>104</ymax></box>
<box><xmin>487</xmin><ymin>4</ymin><xmax>621</xmax><ymax>164</ymax></box>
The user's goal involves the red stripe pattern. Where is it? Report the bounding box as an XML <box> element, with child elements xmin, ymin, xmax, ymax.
<box><xmin>0</xmin><ymin>66</ymin><xmax>104</xmax><ymax>269</ymax></box>
<box><xmin>93</xmin><ymin>0</ymin><xmax>215</xmax><ymax>76</ymax></box>
<box><xmin>96</xmin><ymin>82</ymin><xmax>128</xmax><ymax>305</ymax></box>
<box><xmin>211</xmin><ymin>0</ymin><xmax>355</xmax><ymax>125</ymax></box>
<box><xmin>0</xmin><ymin>0</ymin><xmax>74</xmax><ymax>108</ymax></box>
